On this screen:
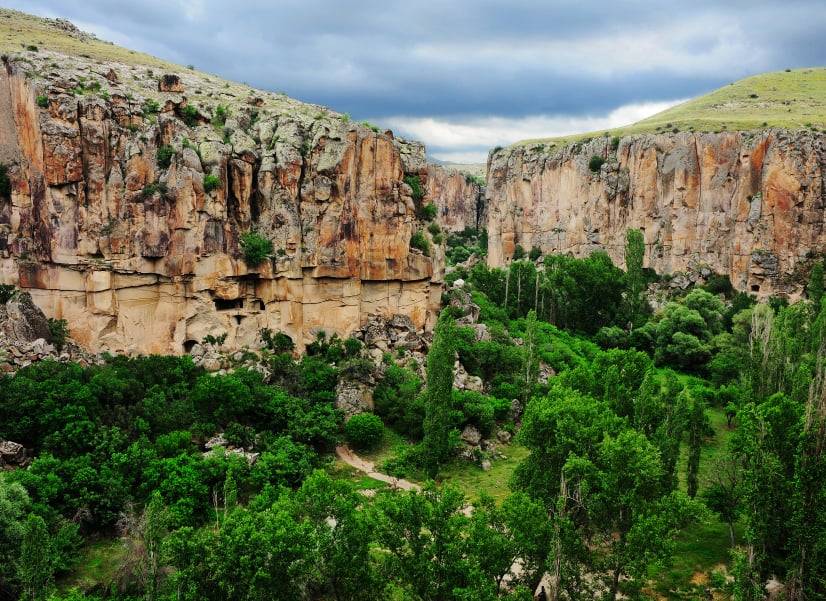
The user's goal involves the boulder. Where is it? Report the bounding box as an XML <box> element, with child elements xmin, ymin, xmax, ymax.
<box><xmin>0</xmin><ymin>292</ymin><xmax>52</xmax><ymax>343</ymax></box>
<box><xmin>158</xmin><ymin>73</ymin><xmax>184</xmax><ymax>93</ymax></box>
<box><xmin>496</xmin><ymin>430</ymin><xmax>512</xmax><ymax>444</ymax></box>
<box><xmin>0</xmin><ymin>440</ymin><xmax>27</xmax><ymax>466</ymax></box>
<box><xmin>460</xmin><ymin>425</ymin><xmax>481</xmax><ymax>446</ymax></box>
<box><xmin>336</xmin><ymin>379</ymin><xmax>374</xmax><ymax>418</ymax></box>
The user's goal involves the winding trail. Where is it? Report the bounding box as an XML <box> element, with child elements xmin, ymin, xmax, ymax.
<box><xmin>336</xmin><ymin>444</ymin><xmax>549</xmax><ymax>595</ymax></box>
<box><xmin>335</xmin><ymin>445</ymin><xmax>421</xmax><ymax>491</ymax></box>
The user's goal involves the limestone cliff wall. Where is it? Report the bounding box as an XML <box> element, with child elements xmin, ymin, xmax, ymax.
<box><xmin>0</xmin><ymin>55</ymin><xmax>478</xmax><ymax>354</ymax></box>
<box><xmin>486</xmin><ymin>130</ymin><xmax>826</xmax><ymax>295</ymax></box>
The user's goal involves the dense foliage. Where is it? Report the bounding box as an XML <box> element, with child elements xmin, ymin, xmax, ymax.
<box><xmin>2</xmin><ymin>228</ymin><xmax>824</xmax><ymax>600</ymax></box>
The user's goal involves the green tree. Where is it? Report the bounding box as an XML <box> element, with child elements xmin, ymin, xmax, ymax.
<box><xmin>685</xmin><ymin>391</ymin><xmax>708</xmax><ymax>498</ymax></box>
<box><xmin>807</xmin><ymin>260</ymin><xmax>824</xmax><ymax>307</ymax></box>
<box><xmin>373</xmin><ymin>485</ymin><xmax>468</xmax><ymax>600</ymax></box>
<box><xmin>142</xmin><ymin>493</ymin><xmax>166</xmax><ymax>601</ymax></box>
<box><xmin>0</xmin><ymin>477</ymin><xmax>29</xmax><ymax>596</ymax></box>
<box><xmin>624</xmin><ymin>229</ymin><xmax>646</xmax><ymax>324</ymax></box>
<box><xmin>421</xmin><ymin>312</ymin><xmax>458</xmax><ymax>478</ymax></box>
<box><xmin>568</xmin><ymin>430</ymin><xmax>704</xmax><ymax>600</ymax></box>
<box><xmin>17</xmin><ymin>514</ymin><xmax>53</xmax><ymax>601</ymax></box>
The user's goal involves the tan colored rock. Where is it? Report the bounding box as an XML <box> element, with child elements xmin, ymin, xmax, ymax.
<box><xmin>486</xmin><ymin>131</ymin><xmax>826</xmax><ymax>296</ymax></box>
<box><xmin>0</xmin><ymin>52</ymin><xmax>480</xmax><ymax>355</ymax></box>
<box><xmin>158</xmin><ymin>74</ymin><xmax>184</xmax><ymax>93</ymax></box>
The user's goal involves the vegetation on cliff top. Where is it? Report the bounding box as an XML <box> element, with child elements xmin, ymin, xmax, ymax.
<box><xmin>512</xmin><ymin>67</ymin><xmax>826</xmax><ymax>150</ymax></box>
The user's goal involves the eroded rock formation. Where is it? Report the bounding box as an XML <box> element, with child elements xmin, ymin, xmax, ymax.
<box><xmin>0</xmin><ymin>50</ymin><xmax>479</xmax><ymax>354</ymax></box>
<box><xmin>487</xmin><ymin>131</ymin><xmax>826</xmax><ymax>295</ymax></box>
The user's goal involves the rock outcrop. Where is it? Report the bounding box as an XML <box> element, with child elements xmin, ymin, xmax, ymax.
<box><xmin>486</xmin><ymin>130</ymin><xmax>826</xmax><ymax>296</ymax></box>
<box><xmin>0</xmin><ymin>44</ymin><xmax>478</xmax><ymax>354</ymax></box>
<box><xmin>0</xmin><ymin>290</ymin><xmax>96</xmax><ymax>372</ymax></box>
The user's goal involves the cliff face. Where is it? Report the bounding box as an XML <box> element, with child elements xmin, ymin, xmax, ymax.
<box><xmin>486</xmin><ymin>130</ymin><xmax>826</xmax><ymax>295</ymax></box>
<box><xmin>0</xmin><ymin>51</ymin><xmax>478</xmax><ymax>354</ymax></box>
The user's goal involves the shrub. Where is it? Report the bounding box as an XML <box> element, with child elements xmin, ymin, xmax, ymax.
<box><xmin>36</xmin><ymin>95</ymin><xmax>48</xmax><ymax>108</ymax></box>
<box><xmin>156</xmin><ymin>145</ymin><xmax>175</xmax><ymax>169</ymax></box>
<box><xmin>374</xmin><ymin>364</ymin><xmax>425</xmax><ymax>438</ymax></box>
<box><xmin>344</xmin><ymin>412</ymin><xmax>384</xmax><ymax>451</ymax></box>
<box><xmin>260</xmin><ymin>328</ymin><xmax>294</xmax><ymax>353</ymax></box>
<box><xmin>513</xmin><ymin>244</ymin><xmax>525</xmax><ymax>260</ymax></box>
<box><xmin>142</xmin><ymin>99</ymin><xmax>160</xmax><ymax>116</ymax></box>
<box><xmin>409</xmin><ymin>230</ymin><xmax>430</xmax><ymax>256</ymax></box>
<box><xmin>203</xmin><ymin>174</ymin><xmax>221</xmax><ymax>193</ymax></box>
<box><xmin>611</xmin><ymin>136</ymin><xmax>621</xmax><ymax>150</ymax></box>
<box><xmin>142</xmin><ymin>182</ymin><xmax>169</xmax><ymax>198</ymax></box>
<box><xmin>404</xmin><ymin>175</ymin><xmax>424</xmax><ymax>203</ymax></box>
<box><xmin>47</xmin><ymin>318</ymin><xmax>69</xmax><ymax>352</ymax></box>
<box><xmin>0</xmin><ymin>284</ymin><xmax>17</xmax><ymax>304</ymax></box>
<box><xmin>240</xmin><ymin>232</ymin><xmax>273</xmax><ymax>266</ymax></box>
<box><xmin>212</xmin><ymin>104</ymin><xmax>229</xmax><ymax>127</ymax></box>
<box><xmin>428</xmin><ymin>222</ymin><xmax>441</xmax><ymax>236</ymax></box>
<box><xmin>588</xmin><ymin>155</ymin><xmax>605</xmax><ymax>173</ymax></box>
<box><xmin>0</xmin><ymin>163</ymin><xmax>9</xmax><ymax>197</ymax></box>
<box><xmin>703</xmin><ymin>273</ymin><xmax>735</xmax><ymax>297</ymax></box>
<box><xmin>361</xmin><ymin>120</ymin><xmax>380</xmax><ymax>133</ymax></box>
<box><xmin>202</xmin><ymin>333</ymin><xmax>227</xmax><ymax>346</ymax></box>
<box><xmin>528</xmin><ymin>246</ymin><xmax>542</xmax><ymax>261</ymax></box>
<box><xmin>181</xmin><ymin>104</ymin><xmax>200</xmax><ymax>127</ymax></box>
<box><xmin>418</xmin><ymin>202</ymin><xmax>438</xmax><ymax>221</ymax></box>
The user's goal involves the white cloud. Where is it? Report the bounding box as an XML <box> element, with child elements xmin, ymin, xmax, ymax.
<box><xmin>382</xmin><ymin>99</ymin><xmax>685</xmax><ymax>163</ymax></box>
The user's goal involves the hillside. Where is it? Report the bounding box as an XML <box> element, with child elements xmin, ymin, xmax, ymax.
<box><xmin>512</xmin><ymin>67</ymin><xmax>826</xmax><ymax>149</ymax></box>
<box><xmin>0</xmin><ymin>8</ymin><xmax>481</xmax><ymax>355</ymax></box>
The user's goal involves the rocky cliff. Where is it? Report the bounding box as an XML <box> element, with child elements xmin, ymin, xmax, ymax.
<box><xmin>486</xmin><ymin>130</ymin><xmax>826</xmax><ymax>295</ymax></box>
<box><xmin>0</xmin><ymin>35</ymin><xmax>479</xmax><ymax>354</ymax></box>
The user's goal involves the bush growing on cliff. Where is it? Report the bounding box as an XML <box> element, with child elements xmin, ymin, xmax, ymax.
<box><xmin>36</xmin><ymin>95</ymin><xmax>48</xmax><ymax>108</ymax></box>
<box><xmin>47</xmin><ymin>318</ymin><xmax>69</xmax><ymax>352</ymax></box>
<box><xmin>260</xmin><ymin>328</ymin><xmax>295</xmax><ymax>354</ymax></box>
<box><xmin>419</xmin><ymin>202</ymin><xmax>438</xmax><ymax>221</ymax></box>
<box><xmin>203</xmin><ymin>174</ymin><xmax>221</xmax><ymax>193</ymax></box>
<box><xmin>404</xmin><ymin>175</ymin><xmax>424</xmax><ymax>204</ymax></box>
<box><xmin>0</xmin><ymin>284</ymin><xmax>16</xmax><ymax>305</ymax></box>
<box><xmin>0</xmin><ymin>164</ymin><xmax>9</xmax><ymax>197</ymax></box>
<box><xmin>181</xmin><ymin>104</ymin><xmax>200</xmax><ymax>127</ymax></box>
<box><xmin>142</xmin><ymin>98</ymin><xmax>160</xmax><ymax>116</ymax></box>
<box><xmin>512</xmin><ymin>245</ymin><xmax>525</xmax><ymax>260</ymax></box>
<box><xmin>588</xmin><ymin>155</ymin><xmax>605</xmax><ymax>173</ymax></box>
<box><xmin>156</xmin><ymin>145</ymin><xmax>175</xmax><ymax>169</ymax></box>
<box><xmin>211</xmin><ymin>104</ymin><xmax>229</xmax><ymax>127</ymax></box>
<box><xmin>240</xmin><ymin>232</ymin><xmax>273</xmax><ymax>267</ymax></box>
<box><xmin>409</xmin><ymin>230</ymin><xmax>430</xmax><ymax>256</ymax></box>
<box><xmin>528</xmin><ymin>246</ymin><xmax>542</xmax><ymax>261</ymax></box>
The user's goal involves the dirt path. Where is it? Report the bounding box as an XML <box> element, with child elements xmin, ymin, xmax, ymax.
<box><xmin>335</xmin><ymin>445</ymin><xmax>421</xmax><ymax>491</ymax></box>
<box><xmin>337</xmin><ymin>444</ymin><xmax>547</xmax><ymax>594</ymax></box>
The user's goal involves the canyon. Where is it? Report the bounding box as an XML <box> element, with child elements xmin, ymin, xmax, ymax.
<box><xmin>2</xmin><ymin>12</ymin><xmax>825</xmax><ymax>357</ymax></box>
<box><xmin>486</xmin><ymin>130</ymin><xmax>826</xmax><ymax>296</ymax></box>
<box><xmin>0</xmin><ymin>38</ymin><xmax>480</xmax><ymax>355</ymax></box>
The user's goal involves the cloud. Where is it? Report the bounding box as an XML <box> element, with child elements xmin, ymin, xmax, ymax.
<box><xmin>6</xmin><ymin>0</ymin><xmax>826</xmax><ymax>158</ymax></box>
<box><xmin>384</xmin><ymin>100</ymin><xmax>685</xmax><ymax>162</ymax></box>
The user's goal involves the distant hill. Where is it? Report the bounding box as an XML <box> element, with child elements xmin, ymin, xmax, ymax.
<box><xmin>427</xmin><ymin>157</ymin><xmax>486</xmax><ymax>180</ymax></box>
<box><xmin>513</xmin><ymin>67</ymin><xmax>826</xmax><ymax>149</ymax></box>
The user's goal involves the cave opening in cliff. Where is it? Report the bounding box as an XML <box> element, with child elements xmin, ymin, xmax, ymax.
<box><xmin>214</xmin><ymin>298</ymin><xmax>243</xmax><ymax>311</ymax></box>
<box><xmin>249</xmin><ymin>299</ymin><xmax>265</xmax><ymax>311</ymax></box>
<box><xmin>751</xmin><ymin>284</ymin><xmax>760</xmax><ymax>292</ymax></box>
<box><xmin>182</xmin><ymin>339</ymin><xmax>198</xmax><ymax>354</ymax></box>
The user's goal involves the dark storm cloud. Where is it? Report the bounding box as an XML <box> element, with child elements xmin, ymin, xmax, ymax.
<box><xmin>7</xmin><ymin>0</ymin><xmax>826</xmax><ymax>159</ymax></box>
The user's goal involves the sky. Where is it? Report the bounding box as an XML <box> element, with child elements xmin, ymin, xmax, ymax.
<box><xmin>8</xmin><ymin>1</ymin><xmax>826</xmax><ymax>162</ymax></box>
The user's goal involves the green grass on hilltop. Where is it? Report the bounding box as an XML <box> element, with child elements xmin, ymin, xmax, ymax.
<box><xmin>0</xmin><ymin>8</ymin><xmax>174</xmax><ymax>69</ymax></box>
<box><xmin>514</xmin><ymin>67</ymin><xmax>826</xmax><ymax>150</ymax></box>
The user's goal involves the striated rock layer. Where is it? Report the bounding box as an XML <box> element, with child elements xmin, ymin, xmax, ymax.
<box><xmin>0</xmin><ymin>52</ymin><xmax>479</xmax><ymax>354</ymax></box>
<box><xmin>486</xmin><ymin>130</ymin><xmax>826</xmax><ymax>296</ymax></box>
